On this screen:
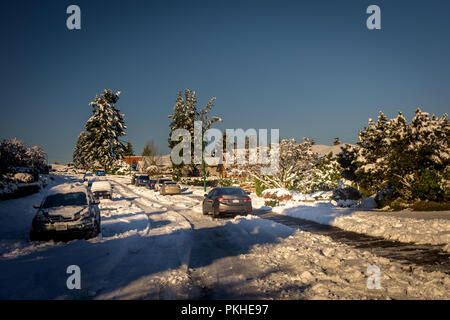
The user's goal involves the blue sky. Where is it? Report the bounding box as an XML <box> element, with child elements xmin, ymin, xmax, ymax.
<box><xmin>1</xmin><ymin>0</ymin><xmax>449</xmax><ymax>163</ymax></box>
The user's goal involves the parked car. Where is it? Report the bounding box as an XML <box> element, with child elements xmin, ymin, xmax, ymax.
<box><xmin>95</xmin><ymin>169</ymin><xmax>106</xmax><ymax>176</ymax></box>
<box><xmin>30</xmin><ymin>184</ymin><xmax>101</xmax><ymax>241</ymax></box>
<box><xmin>91</xmin><ymin>181</ymin><xmax>112</xmax><ymax>200</ymax></box>
<box><xmin>160</xmin><ymin>181</ymin><xmax>181</xmax><ymax>195</ymax></box>
<box><xmin>147</xmin><ymin>179</ymin><xmax>157</xmax><ymax>189</ymax></box>
<box><xmin>154</xmin><ymin>178</ymin><xmax>172</xmax><ymax>192</ymax></box>
<box><xmin>202</xmin><ymin>187</ymin><xmax>252</xmax><ymax>217</ymax></box>
<box><xmin>135</xmin><ymin>175</ymin><xmax>150</xmax><ymax>187</ymax></box>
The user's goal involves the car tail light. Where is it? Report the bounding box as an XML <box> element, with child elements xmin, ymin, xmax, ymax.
<box><xmin>217</xmin><ymin>197</ymin><xmax>227</xmax><ymax>203</ymax></box>
<box><xmin>244</xmin><ymin>197</ymin><xmax>251</xmax><ymax>202</ymax></box>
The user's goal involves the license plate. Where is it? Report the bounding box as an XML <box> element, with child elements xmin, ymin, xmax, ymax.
<box><xmin>56</xmin><ymin>224</ymin><xmax>68</xmax><ymax>231</ymax></box>
<box><xmin>232</xmin><ymin>200</ymin><xmax>240</xmax><ymax>203</ymax></box>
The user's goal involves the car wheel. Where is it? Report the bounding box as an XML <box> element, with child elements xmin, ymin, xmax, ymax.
<box><xmin>202</xmin><ymin>205</ymin><xmax>208</xmax><ymax>215</ymax></box>
<box><xmin>212</xmin><ymin>205</ymin><xmax>219</xmax><ymax>218</ymax></box>
<box><xmin>29</xmin><ymin>231</ymin><xmax>40</xmax><ymax>242</ymax></box>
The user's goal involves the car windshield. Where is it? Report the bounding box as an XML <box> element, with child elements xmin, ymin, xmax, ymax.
<box><xmin>166</xmin><ymin>182</ymin><xmax>177</xmax><ymax>185</ymax></box>
<box><xmin>217</xmin><ymin>188</ymin><xmax>247</xmax><ymax>196</ymax></box>
<box><xmin>41</xmin><ymin>192</ymin><xmax>87</xmax><ymax>208</ymax></box>
<box><xmin>139</xmin><ymin>176</ymin><xmax>149</xmax><ymax>180</ymax></box>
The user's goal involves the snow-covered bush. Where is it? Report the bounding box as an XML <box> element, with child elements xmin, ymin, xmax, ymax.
<box><xmin>309</xmin><ymin>152</ymin><xmax>342</xmax><ymax>192</ymax></box>
<box><xmin>262</xmin><ymin>188</ymin><xmax>294</xmax><ymax>201</ymax></box>
<box><xmin>339</xmin><ymin>108</ymin><xmax>449</xmax><ymax>202</ymax></box>
<box><xmin>249</xmin><ymin>138</ymin><xmax>319</xmax><ymax>190</ymax></box>
<box><xmin>0</xmin><ymin>139</ymin><xmax>47</xmax><ymax>174</ymax></box>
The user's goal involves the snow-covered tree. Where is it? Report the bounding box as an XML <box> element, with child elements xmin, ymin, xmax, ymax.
<box><xmin>310</xmin><ymin>152</ymin><xmax>342</xmax><ymax>192</ymax></box>
<box><xmin>28</xmin><ymin>146</ymin><xmax>47</xmax><ymax>172</ymax></box>
<box><xmin>241</xmin><ymin>138</ymin><xmax>319</xmax><ymax>190</ymax></box>
<box><xmin>168</xmin><ymin>89</ymin><xmax>221</xmax><ymax>178</ymax></box>
<box><xmin>84</xmin><ymin>89</ymin><xmax>127</xmax><ymax>172</ymax></box>
<box><xmin>343</xmin><ymin>108</ymin><xmax>449</xmax><ymax>201</ymax></box>
<box><xmin>73</xmin><ymin>131</ymin><xmax>91</xmax><ymax>170</ymax></box>
<box><xmin>0</xmin><ymin>138</ymin><xmax>46</xmax><ymax>174</ymax></box>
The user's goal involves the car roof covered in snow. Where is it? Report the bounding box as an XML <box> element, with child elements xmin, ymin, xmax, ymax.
<box><xmin>91</xmin><ymin>181</ymin><xmax>112</xmax><ymax>191</ymax></box>
<box><xmin>47</xmin><ymin>183</ymin><xmax>88</xmax><ymax>196</ymax></box>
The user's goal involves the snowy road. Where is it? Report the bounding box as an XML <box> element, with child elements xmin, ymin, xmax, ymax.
<box><xmin>0</xmin><ymin>173</ymin><xmax>449</xmax><ymax>299</ymax></box>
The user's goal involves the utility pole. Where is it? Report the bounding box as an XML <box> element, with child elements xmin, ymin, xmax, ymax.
<box><xmin>202</xmin><ymin>129</ymin><xmax>206</xmax><ymax>192</ymax></box>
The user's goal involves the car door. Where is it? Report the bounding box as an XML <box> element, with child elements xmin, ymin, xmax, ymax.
<box><xmin>203</xmin><ymin>189</ymin><xmax>216</xmax><ymax>212</ymax></box>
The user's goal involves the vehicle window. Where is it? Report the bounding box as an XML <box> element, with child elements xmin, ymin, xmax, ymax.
<box><xmin>166</xmin><ymin>182</ymin><xmax>176</xmax><ymax>185</ymax></box>
<box><xmin>42</xmin><ymin>192</ymin><xmax>87</xmax><ymax>208</ymax></box>
<box><xmin>208</xmin><ymin>189</ymin><xmax>217</xmax><ymax>198</ymax></box>
<box><xmin>217</xmin><ymin>188</ymin><xmax>246</xmax><ymax>196</ymax></box>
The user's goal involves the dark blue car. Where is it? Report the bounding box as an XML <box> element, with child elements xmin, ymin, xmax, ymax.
<box><xmin>135</xmin><ymin>175</ymin><xmax>150</xmax><ymax>186</ymax></box>
<box><xmin>95</xmin><ymin>170</ymin><xmax>106</xmax><ymax>176</ymax></box>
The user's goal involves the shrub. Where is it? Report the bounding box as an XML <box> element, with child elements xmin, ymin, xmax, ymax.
<box><xmin>264</xmin><ymin>200</ymin><xmax>279</xmax><ymax>207</ymax></box>
<box><xmin>412</xmin><ymin>200</ymin><xmax>450</xmax><ymax>211</ymax></box>
<box><xmin>254</xmin><ymin>178</ymin><xmax>268</xmax><ymax>197</ymax></box>
<box><xmin>412</xmin><ymin>169</ymin><xmax>447</xmax><ymax>202</ymax></box>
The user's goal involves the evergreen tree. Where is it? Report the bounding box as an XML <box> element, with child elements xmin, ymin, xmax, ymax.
<box><xmin>84</xmin><ymin>89</ymin><xmax>127</xmax><ymax>172</ymax></box>
<box><xmin>310</xmin><ymin>152</ymin><xmax>342</xmax><ymax>192</ymax></box>
<box><xmin>125</xmin><ymin>141</ymin><xmax>135</xmax><ymax>156</ymax></box>
<box><xmin>73</xmin><ymin>131</ymin><xmax>91</xmax><ymax>170</ymax></box>
<box><xmin>168</xmin><ymin>89</ymin><xmax>221</xmax><ymax>178</ymax></box>
<box><xmin>343</xmin><ymin>108</ymin><xmax>449</xmax><ymax>201</ymax></box>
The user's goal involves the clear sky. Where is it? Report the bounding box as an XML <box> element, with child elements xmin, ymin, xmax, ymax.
<box><xmin>1</xmin><ymin>0</ymin><xmax>449</xmax><ymax>163</ymax></box>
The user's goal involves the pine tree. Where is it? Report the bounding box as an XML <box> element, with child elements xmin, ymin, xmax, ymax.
<box><xmin>84</xmin><ymin>89</ymin><xmax>127</xmax><ymax>172</ymax></box>
<box><xmin>126</xmin><ymin>141</ymin><xmax>135</xmax><ymax>156</ymax></box>
<box><xmin>310</xmin><ymin>152</ymin><xmax>342</xmax><ymax>192</ymax></box>
<box><xmin>73</xmin><ymin>131</ymin><xmax>91</xmax><ymax>170</ymax></box>
<box><xmin>346</xmin><ymin>108</ymin><xmax>449</xmax><ymax>201</ymax></box>
<box><xmin>168</xmin><ymin>89</ymin><xmax>221</xmax><ymax>178</ymax></box>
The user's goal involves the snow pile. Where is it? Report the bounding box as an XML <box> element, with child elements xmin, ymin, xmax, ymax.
<box><xmin>245</xmin><ymin>229</ymin><xmax>450</xmax><ymax>299</ymax></box>
<box><xmin>262</xmin><ymin>189</ymin><xmax>334</xmax><ymax>202</ymax></box>
<box><xmin>332</xmin><ymin>211</ymin><xmax>450</xmax><ymax>250</ymax></box>
<box><xmin>269</xmin><ymin>200</ymin><xmax>450</xmax><ymax>250</ymax></box>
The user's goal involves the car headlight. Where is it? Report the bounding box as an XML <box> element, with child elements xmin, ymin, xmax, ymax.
<box><xmin>36</xmin><ymin>211</ymin><xmax>49</xmax><ymax>222</ymax></box>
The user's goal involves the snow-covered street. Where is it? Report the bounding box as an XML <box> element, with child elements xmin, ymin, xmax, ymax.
<box><xmin>0</xmin><ymin>172</ymin><xmax>449</xmax><ymax>300</ymax></box>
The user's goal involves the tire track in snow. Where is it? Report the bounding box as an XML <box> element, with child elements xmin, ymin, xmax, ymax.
<box><xmin>110</xmin><ymin>180</ymin><xmax>195</xmax><ymax>274</ymax></box>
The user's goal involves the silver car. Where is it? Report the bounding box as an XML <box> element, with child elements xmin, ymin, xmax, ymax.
<box><xmin>202</xmin><ymin>187</ymin><xmax>252</xmax><ymax>217</ymax></box>
<box><xmin>160</xmin><ymin>181</ymin><xmax>181</xmax><ymax>195</ymax></box>
<box><xmin>154</xmin><ymin>178</ymin><xmax>171</xmax><ymax>192</ymax></box>
<box><xmin>30</xmin><ymin>184</ymin><xmax>101</xmax><ymax>241</ymax></box>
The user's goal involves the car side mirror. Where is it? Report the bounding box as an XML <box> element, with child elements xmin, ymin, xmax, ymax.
<box><xmin>33</xmin><ymin>204</ymin><xmax>40</xmax><ymax>209</ymax></box>
<box><xmin>204</xmin><ymin>194</ymin><xmax>208</xmax><ymax>198</ymax></box>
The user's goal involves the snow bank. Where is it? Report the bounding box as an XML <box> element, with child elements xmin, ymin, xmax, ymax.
<box><xmin>332</xmin><ymin>211</ymin><xmax>450</xmax><ymax>250</ymax></box>
<box><xmin>269</xmin><ymin>200</ymin><xmax>450</xmax><ymax>250</ymax></box>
